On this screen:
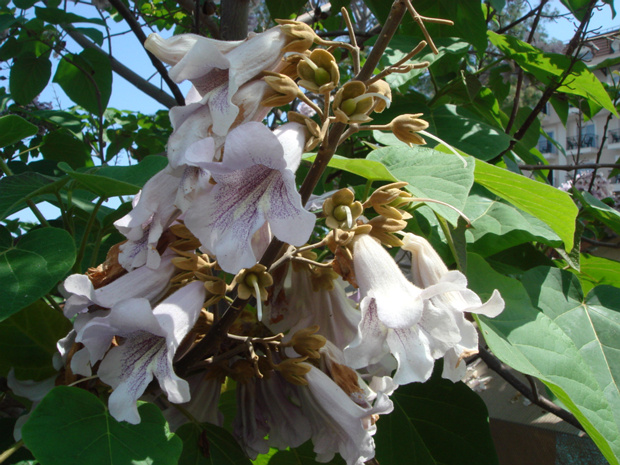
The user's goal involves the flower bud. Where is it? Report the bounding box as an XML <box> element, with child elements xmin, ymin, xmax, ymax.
<box><xmin>235</xmin><ymin>264</ymin><xmax>273</xmax><ymax>302</ymax></box>
<box><xmin>333</xmin><ymin>81</ymin><xmax>374</xmax><ymax>124</ymax></box>
<box><xmin>288</xmin><ymin>325</ymin><xmax>327</xmax><ymax>359</ymax></box>
<box><xmin>389</xmin><ymin>114</ymin><xmax>429</xmax><ymax>146</ymax></box>
<box><xmin>277</xmin><ymin>19</ymin><xmax>317</xmax><ymax>53</ymax></box>
<box><xmin>366</xmin><ymin>181</ymin><xmax>414</xmax><ymax>220</ymax></box>
<box><xmin>367</xmin><ymin>215</ymin><xmax>408</xmax><ymax>248</ymax></box>
<box><xmin>288</xmin><ymin>111</ymin><xmax>321</xmax><ymax>151</ymax></box>
<box><xmin>275</xmin><ymin>357</ymin><xmax>311</xmax><ymax>385</ymax></box>
<box><xmin>297</xmin><ymin>49</ymin><xmax>339</xmax><ymax>93</ymax></box>
<box><xmin>367</xmin><ymin>79</ymin><xmax>392</xmax><ymax>113</ymax></box>
<box><xmin>323</xmin><ymin>188</ymin><xmax>364</xmax><ymax>230</ymax></box>
<box><xmin>261</xmin><ymin>71</ymin><xmax>300</xmax><ymax>107</ymax></box>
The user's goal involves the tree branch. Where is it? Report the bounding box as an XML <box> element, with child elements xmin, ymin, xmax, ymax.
<box><xmin>520</xmin><ymin>163</ymin><xmax>620</xmax><ymax>171</ymax></box>
<box><xmin>478</xmin><ymin>346</ymin><xmax>584</xmax><ymax>432</ymax></box>
<box><xmin>107</xmin><ymin>0</ymin><xmax>186</xmax><ymax>106</ymax></box>
<box><xmin>63</xmin><ymin>27</ymin><xmax>178</xmax><ymax>109</ymax></box>
<box><xmin>220</xmin><ymin>0</ymin><xmax>250</xmax><ymax>40</ymax></box>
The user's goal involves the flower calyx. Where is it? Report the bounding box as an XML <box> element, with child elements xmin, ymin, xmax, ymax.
<box><xmin>274</xmin><ymin>356</ymin><xmax>311</xmax><ymax>385</ymax></box>
<box><xmin>288</xmin><ymin>111</ymin><xmax>322</xmax><ymax>151</ymax></box>
<box><xmin>261</xmin><ymin>71</ymin><xmax>301</xmax><ymax>107</ymax></box>
<box><xmin>297</xmin><ymin>49</ymin><xmax>340</xmax><ymax>94</ymax></box>
<box><xmin>235</xmin><ymin>264</ymin><xmax>273</xmax><ymax>302</ymax></box>
<box><xmin>333</xmin><ymin>81</ymin><xmax>375</xmax><ymax>124</ymax></box>
<box><xmin>367</xmin><ymin>215</ymin><xmax>408</xmax><ymax>248</ymax></box>
<box><xmin>285</xmin><ymin>325</ymin><xmax>327</xmax><ymax>360</ymax></box>
<box><xmin>365</xmin><ymin>181</ymin><xmax>414</xmax><ymax>220</ymax></box>
<box><xmin>389</xmin><ymin>113</ymin><xmax>429</xmax><ymax>146</ymax></box>
<box><xmin>276</xmin><ymin>19</ymin><xmax>318</xmax><ymax>53</ymax></box>
<box><xmin>323</xmin><ymin>188</ymin><xmax>363</xmax><ymax>230</ymax></box>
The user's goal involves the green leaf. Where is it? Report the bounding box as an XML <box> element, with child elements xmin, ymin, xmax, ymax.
<box><xmin>58</xmin><ymin>156</ymin><xmax>169</xmax><ymax>197</ymax></box>
<box><xmin>13</xmin><ymin>0</ymin><xmax>38</xmax><ymax>8</ymax></box>
<box><xmin>0</xmin><ymin>172</ymin><xmax>68</xmax><ymax>220</ymax></box>
<box><xmin>73</xmin><ymin>27</ymin><xmax>104</xmax><ymax>46</ymax></box>
<box><xmin>265</xmin><ymin>0</ymin><xmax>308</xmax><ymax>20</ymax></box>
<box><xmin>303</xmin><ymin>154</ymin><xmax>396</xmax><ymax>183</ymax></box>
<box><xmin>575</xmin><ymin>254</ymin><xmax>620</xmax><ymax>294</ymax></box>
<box><xmin>577</xmin><ymin>190</ymin><xmax>620</xmax><ymax>234</ymax></box>
<box><xmin>40</xmin><ymin>130</ymin><xmax>91</xmax><ymax>168</ymax></box>
<box><xmin>34</xmin><ymin>6</ymin><xmax>105</xmax><ymax>25</ymax></box>
<box><xmin>9</xmin><ymin>54</ymin><xmax>51</xmax><ymax>105</ymax></box>
<box><xmin>560</xmin><ymin>0</ymin><xmax>591</xmax><ymax>20</ymax></box>
<box><xmin>374</xmin><ymin>371</ymin><xmax>498</xmax><ymax>465</ymax></box>
<box><xmin>488</xmin><ymin>31</ymin><xmax>618</xmax><ymax>116</ymax></box>
<box><xmin>0</xmin><ymin>227</ymin><xmax>76</xmax><ymax>320</ymax></box>
<box><xmin>268</xmin><ymin>441</ymin><xmax>345</xmax><ymax>464</ymax></box>
<box><xmin>177</xmin><ymin>422</ymin><xmax>252</xmax><ymax>465</ymax></box>
<box><xmin>0</xmin><ymin>115</ymin><xmax>38</xmax><ymax>148</ymax></box>
<box><xmin>463</xmin><ymin>185</ymin><xmax>562</xmax><ymax>256</ymax></box>
<box><xmin>53</xmin><ymin>48</ymin><xmax>112</xmax><ymax>114</ymax></box>
<box><xmin>0</xmin><ymin>300</ymin><xmax>71</xmax><ymax>381</ymax></box>
<box><xmin>468</xmin><ymin>257</ymin><xmax>620</xmax><ymax>465</ymax></box>
<box><xmin>368</xmin><ymin>145</ymin><xmax>475</xmax><ymax>225</ymax></box>
<box><xmin>22</xmin><ymin>387</ymin><xmax>183</xmax><ymax>465</ymax></box>
<box><xmin>474</xmin><ymin>159</ymin><xmax>578</xmax><ymax>250</ymax></box>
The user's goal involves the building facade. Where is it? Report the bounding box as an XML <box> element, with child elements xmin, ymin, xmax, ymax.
<box><xmin>538</xmin><ymin>28</ymin><xmax>619</xmax><ymax>198</ymax></box>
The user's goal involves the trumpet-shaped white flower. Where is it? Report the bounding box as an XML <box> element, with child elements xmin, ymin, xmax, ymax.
<box><xmin>184</xmin><ymin>122</ymin><xmax>315</xmax><ymax>274</ymax></box>
<box><xmin>299</xmin><ymin>364</ymin><xmax>393</xmax><ymax>465</ymax></box>
<box><xmin>345</xmin><ymin>234</ymin><xmax>503</xmax><ymax>385</ymax></box>
<box><xmin>75</xmin><ymin>281</ymin><xmax>205</xmax><ymax>424</ymax></box>
<box><xmin>401</xmin><ymin>233</ymin><xmax>504</xmax><ymax>381</ymax></box>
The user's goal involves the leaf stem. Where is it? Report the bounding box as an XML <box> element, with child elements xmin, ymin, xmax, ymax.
<box><xmin>73</xmin><ymin>197</ymin><xmax>105</xmax><ymax>273</ymax></box>
<box><xmin>0</xmin><ymin>440</ymin><xmax>24</xmax><ymax>464</ymax></box>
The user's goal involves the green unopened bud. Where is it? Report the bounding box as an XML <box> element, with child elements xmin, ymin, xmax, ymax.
<box><xmin>341</xmin><ymin>98</ymin><xmax>357</xmax><ymax>116</ymax></box>
<box><xmin>323</xmin><ymin>188</ymin><xmax>363</xmax><ymax>230</ymax></box>
<box><xmin>314</xmin><ymin>67</ymin><xmax>331</xmax><ymax>86</ymax></box>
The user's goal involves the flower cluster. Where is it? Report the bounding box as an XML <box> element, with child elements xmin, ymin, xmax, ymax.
<box><xmin>49</xmin><ymin>13</ymin><xmax>504</xmax><ymax>465</ymax></box>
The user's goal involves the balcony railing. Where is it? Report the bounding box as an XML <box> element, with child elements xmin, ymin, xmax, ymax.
<box><xmin>566</xmin><ymin>134</ymin><xmax>599</xmax><ymax>150</ymax></box>
<box><xmin>538</xmin><ymin>141</ymin><xmax>556</xmax><ymax>153</ymax></box>
<box><xmin>609</xmin><ymin>129</ymin><xmax>620</xmax><ymax>144</ymax></box>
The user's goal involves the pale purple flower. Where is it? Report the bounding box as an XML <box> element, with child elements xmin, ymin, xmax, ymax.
<box><xmin>233</xmin><ymin>369</ymin><xmax>312</xmax><ymax>458</ymax></box>
<box><xmin>184</xmin><ymin>122</ymin><xmax>315</xmax><ymax>274</ymax></box>
<box><xmin>61</xmin><ymin>249</ymin><xmax>176</xmax><ymax>318</ymax></box>
<box><xmin>145</xmin><ymin>28</ymin><xmax>288</xmax><ymax>137</ymax></box>
<box><xmin>266</xmin><ymin>263</ymin><xmax>360</xmax><ymax>351</ymax></box>
<box><xmin>75</xmin><ymin>281</ymin><xmax>206</xmax><ymax>424</ymax></box>
<box><xmin>166</xmin><ymin>80</ymin><xmax>271</xmax><ymax>169</ymax></box>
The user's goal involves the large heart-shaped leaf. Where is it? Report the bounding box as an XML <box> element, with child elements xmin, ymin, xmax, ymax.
<box><xmin>0</xmin><ymin>115</ymin><xmax>38</xmax><ymax>148</ymax></box>
<box><xmin>53</xmin><ymin>48</ymin><xmax>112</xmax><ymax>115</ymax></box>
<box><xmin>22</xmin><ymin>387</ymin><xmax>182</xmax><ymax>465</ymax></box>
<box><xmin>464</xmin><ymin>185</ymin><xmax>562</xmax><ymax>256</ymax></box>
<box><xmin>368</xmin><ymin>145</ymin><xmax>475</xmax><ymax>225</ymax></box>
<box><xmin>0</xmin><ymin>300</ymin><xmax>71</xmax><ymax>381</ymax></box>
<box><xmin>0</xmin><ymin>227</ymin><xmax>75</xmax><ymax>320</ymax></box>
<box><xmin>373</xmin><ymin>371</ymin><xmax>498</xmax><ymax>465</ymax></box>
<box><xmin>0</xmin><ymin>172</ymin><xmax>68</xmax><ymax>220</ymax></box>
<box><xmin>474</xmin><ymin>159</ymin><xmax>578</xmax><ymax>250</ymax></box>
<box><xmin>468</xmin><ymin>256</ymin><xmax>620</xmax><ymax>465</ymax></box>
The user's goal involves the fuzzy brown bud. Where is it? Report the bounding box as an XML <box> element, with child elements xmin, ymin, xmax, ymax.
<box><xmin>389</xmin><ymin>114</ymin><xmax>429</xmax><ymax>146</ymax></box>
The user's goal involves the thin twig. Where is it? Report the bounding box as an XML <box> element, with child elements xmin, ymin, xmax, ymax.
<box><xmin>520</xmin><ymin>163</ymin><xmax>620</xmax><ymax>171</ymax></box>
<box><xmin>107</xmin><ymin>0</ymin><xmax>186</xmax><ymax>106</ymax></box>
